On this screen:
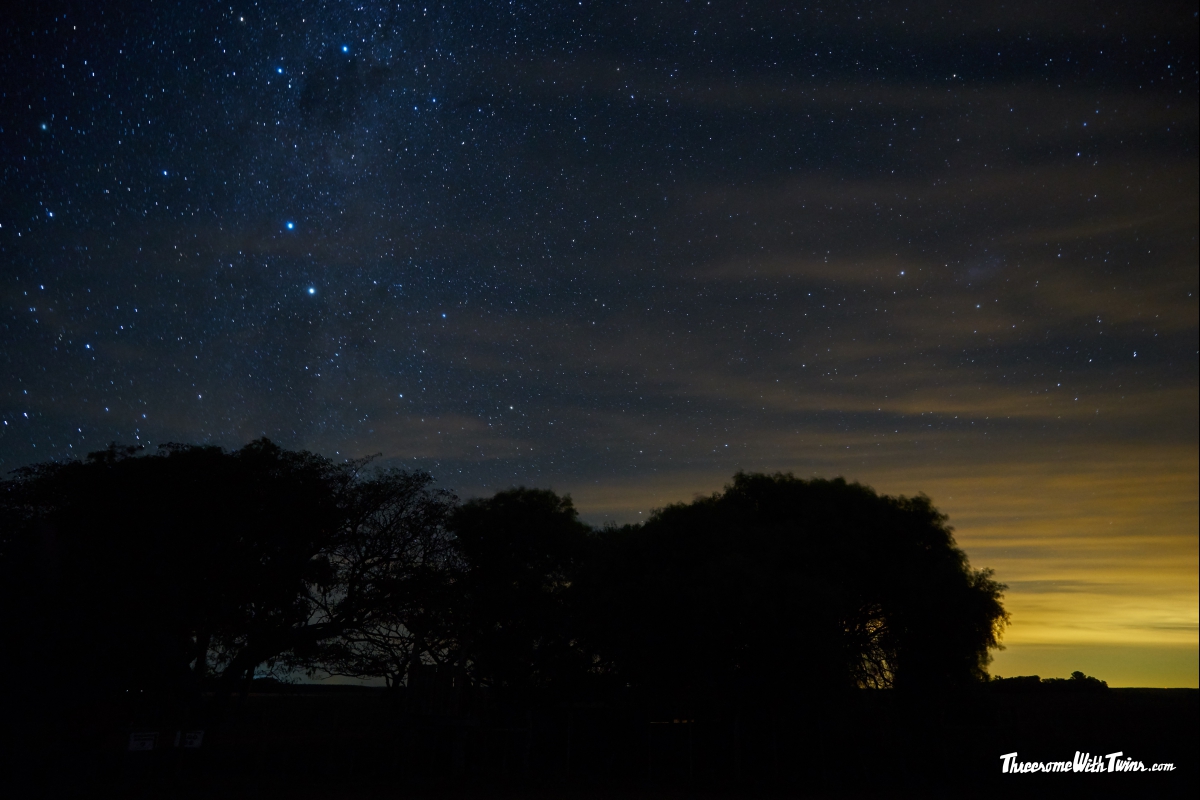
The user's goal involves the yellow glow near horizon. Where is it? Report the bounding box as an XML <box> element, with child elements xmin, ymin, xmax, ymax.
<box><xmin>560</xmin><ymin>443</ymin><xmax>1199</xmax><ymax>688</ymax></box>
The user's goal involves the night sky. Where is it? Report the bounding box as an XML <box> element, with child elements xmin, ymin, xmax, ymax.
<box><xmin>2</xmin><ymin>2</ymin><xmax>1197</xmax><ymax>686</ymax></box>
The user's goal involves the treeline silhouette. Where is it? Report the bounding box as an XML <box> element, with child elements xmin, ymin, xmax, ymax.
<box><xmin>1</xmin><ymin>439</ymin><xmax>1007</xmax><ymax>701</ymax></box>
<box><xmin>3</xmin><ymin>439</ymin><xmax>1191</xmax><ymax>797</ymax></box>
<box><xmin>990</xmin><ymin>671</ymin><xmax>1110</xmax><ymax>693</ymax></box>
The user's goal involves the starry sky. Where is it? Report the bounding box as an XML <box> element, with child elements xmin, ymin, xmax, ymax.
<box><xmin>2</xmin><ymin>2</ymin><xmax>1197</xmax><ymax>686</ymax></box>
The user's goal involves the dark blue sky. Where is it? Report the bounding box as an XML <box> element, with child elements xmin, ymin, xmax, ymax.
<box><xmin>2</xmin><ymin>1</ymin><xmax>1195</xmax><ymax>504</ymax></box>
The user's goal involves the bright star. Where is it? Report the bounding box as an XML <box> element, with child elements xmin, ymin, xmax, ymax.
<box><xmin>342</xmin><ymin>45</ymin><xmax>349</xmax><ymax>53</ymax></box>
<box><xmin>307</xmin><ymin>287</ymin><xmax>316</xmax><ymax>295</ymax></box>
<box><xmin>276</xmin><ymin>67</ymin><xmax>284</xmax><ymax>74</ymax></box>
<box><xmin>162</xmin><ymin>170</ymin><xmax>168</xmax><ymax>176</ymax></box>
<box><xmin>286</xmin><ymin>221</ymin><xmax>295</xmax><ymax>230</ymax></box>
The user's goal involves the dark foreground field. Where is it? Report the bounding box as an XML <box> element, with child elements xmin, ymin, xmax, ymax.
<box><xmin>12</xmin><ymin>686</ymin><xmax>1197</xmax><ymax>799</ymax></box>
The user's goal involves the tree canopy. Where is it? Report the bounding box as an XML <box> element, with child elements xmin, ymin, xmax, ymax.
<box><xmin>0</xmin><ymin>439</ymin><xmax>455</xmax><ymax>698</ymax></box>
<box><xmin>450</xmin><ymin>487</ymin><xmax>596</xmax><ymax>703</ymax></box>
<box><xmin>586</xmin><ymin>473</ymin><xmax>1009</xmax><ymax>702</ymax></box>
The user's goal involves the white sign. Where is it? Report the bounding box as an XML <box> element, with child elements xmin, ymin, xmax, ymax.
<box><xmin>128</xmin><ymin>732</ymin><xmax>157</xmax><ymax>752</ymax></box>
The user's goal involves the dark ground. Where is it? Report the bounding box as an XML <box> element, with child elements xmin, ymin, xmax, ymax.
<box><xmin>12</xmin><ymin>686</ymin><xmax>1198</xmax><ymax>799</ymax></box>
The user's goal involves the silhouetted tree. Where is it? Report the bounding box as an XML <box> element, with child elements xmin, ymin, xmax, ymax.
<box><xmin>586</xmin><ymin>473</ymin><xmax>1008</xmax><ymax>706</ymax></box>
<box><xmin>449</xmin><ymin>487</ymin><xmax>598</xmax><ymax>704</ymax></box>
<box><xmin>0</xmin><ymin>439</ymin><xmax>455</xmax><ymax>703</ymax></box>
<box><xmin>235</xmin><ymin>460</ymin><xmax>459</xmax><ymax>698</ymax></box>
<box><xmin>302</xmin><ymin>467</ymin><xmax>461</xmax><ymax>692</ymax></box>
<box><xmin>990</xmin><ymin>671</ymin><xmax>1108</xmax><ymax>692</ymax></box>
